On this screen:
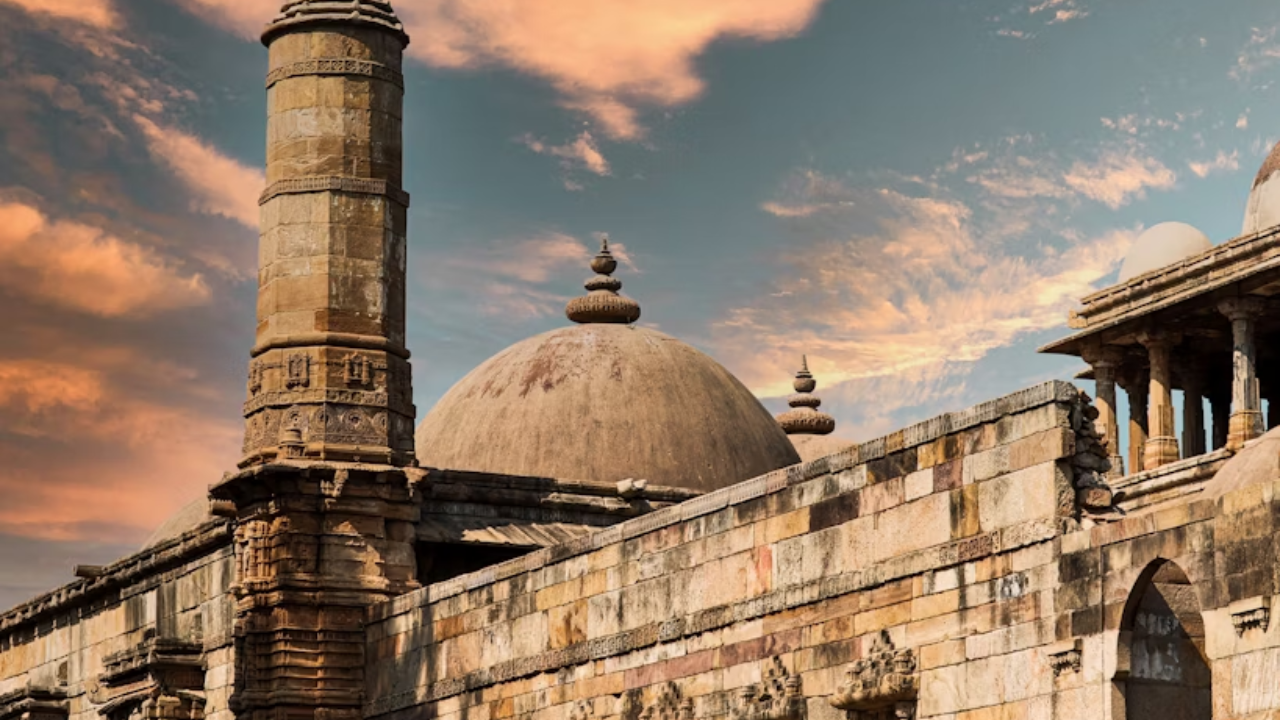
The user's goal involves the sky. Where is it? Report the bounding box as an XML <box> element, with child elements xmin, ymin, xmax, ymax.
<box><xmin>0</xmin><ymin>0</ymin><xmax>1278</xmax><ymax>608</ymax></box>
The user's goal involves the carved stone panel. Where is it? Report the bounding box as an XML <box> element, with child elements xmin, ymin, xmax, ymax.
<box><xmin>733</xmin><ymin>657</ymin><xmax>804</xmax><ymax>720</ymax></box>
<box><xmin>830</xmin><ymin>632</ymin><xmax>917</xmax><ymax>720</ymax></box>
<box><xmin>640</xmin><ymin>683</ymin><xmax>694</xmax><ymax>720</ymax></box>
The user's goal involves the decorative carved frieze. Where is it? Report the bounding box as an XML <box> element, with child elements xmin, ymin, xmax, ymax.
<box><xmin>641</xmin><ymin>683</ymin><xmax>694</xmax><ymax>720</ymax></box>
<box><xmin>258</xmin><ymin>176</ymin><xmax>411</xmax><ymax>208</ymax></box>
<box><xmin>830</xmin><ymin>632</ymin><xmax>916</xmax><ymax>720</ymax></box>
<box><xmin>265</xmin><ymin>58</ymin><xmax>404</xmax><ymax>89</ymax></box>
<box><xmin>733</xmin><ymin>657</ymin><xmax>804</xmax><ymax>720</ymax></box>
<box><xmin>247</xmin><ymin>361</ymin><xmax>263</xmax><ymax>396</ymax></box>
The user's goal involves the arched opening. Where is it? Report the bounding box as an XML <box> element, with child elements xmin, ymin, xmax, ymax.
<box><xmin>1116</xmin><ymin>559</ymin><xmax>1211</xmax><ymax>720</ymax></box>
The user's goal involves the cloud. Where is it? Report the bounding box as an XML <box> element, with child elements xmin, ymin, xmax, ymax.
<box><xmin>760</xmin><ymin>169</ymin><xmax>857</xmax><ymax>217</ymax></box>
<box><xmin>1237</xmin><ymin>111</ymin><xmax>1250</xmax><ymax>130</ymax></box>
<box><xmin>1233</xmin><ymin>26</ymin><xmax>1280</xmax><ymax>81</ymax></box>
<box><xmin>0</xmin><ymin>0</ymin><xmax>118</xmax><ymax>29</ymax></box>
<box><xmin>520</xmin><ymin>131</ymin><xmax>612</xmax><ymax>180</ymax></box>
<box><xmin>1188</xmin><ymin>150</ymin><xmax>1240</xmax><ymax>178</ymax></box>
<box><xmin>726</xmin><ymin>168</ymin><xmax>1136</xmax><ymax>437</ymax></box>
<box><xmin>0</xmin><ymin>201</ymin><xmax>211</xmax><ymax>317</ymax></box>
<box><xmin>133</xmin><ymin>115</ymin><xmax>263</xmax><ymax>228</ymax></box>
<box><xmin>1028</xmin><ymin>0</ymin><xmax>1089</xmax><ymax>23</ymax></box>
<box><xmin>1061</xmin><ymin>148</ymin><xmax>1176</xmax><ymax>208</ymax></box>
<box><xmin>169</xmin><ymin>0</ymin><xmax>828</xmax><ymax>140</ymax></box>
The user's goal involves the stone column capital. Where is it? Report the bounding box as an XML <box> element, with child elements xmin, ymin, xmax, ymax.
<box><xmin>1081</xmin><ymin>343</ymin><xmax>1125</xmax><ymax>369</ymax></box>
<box><xmin>1136</xmin><ymin>330</ymin><xmax>1182</xmax><ymax>349</ymax></box>
<box><xmin>1218</xmin><ymin>296</ymin><xmax>1267</xmax><ymax>322</ymax></box>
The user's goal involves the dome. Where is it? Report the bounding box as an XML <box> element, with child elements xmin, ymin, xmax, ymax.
<box><xmin>415</xmin><ymin>324</ymin><xmax>801</xmax><ymax>492</ymax></box>
<box><xmin>1201</xmin><ymin>426</ymin><xmax>1280</xmax><ymax>501</ymax></box>
<box><xmin>1243</xmin><ymin>142</ymin><xmax>1280</xmax><ymax>236</ymax></box>
<box><xmin>1117</xmin><ymin>222</ymin><xmax>1213</xmax><ymax>282</ymax></box>
<box><xmin>142</xmin><ymin>497</ymin><xmax>214</xmax><ymax>550</ymax></box>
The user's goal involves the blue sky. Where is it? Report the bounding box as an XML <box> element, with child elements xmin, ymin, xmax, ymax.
<box><xmin>0</xmin><ymin>0</ymin><xmax>1278</xmax><ymax>607</ymax></box>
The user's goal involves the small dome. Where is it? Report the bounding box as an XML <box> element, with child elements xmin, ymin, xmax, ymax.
<box><xmin>1243</xmin><ymin>142</ymin><xmax>1280</xmax><ymax>236</ymax></box>
<box><xmin>415</xmin><ymin>324</ymin><xmax>801</xmax><ymax>492</ymax></box>
<box><xmin>1117</xmin><ymin>222</ymin><xmax>1213</xmax><ymax>282</ymax></box>
<box><xmin>1201</xmin><ymin>426</ymin><xmax>1280</xmax><ymax>501</ymax></box>
<box><xmin>141</xmin><ymin>497</ymin><xmax>214</xmax><ymax>550</ymax></box>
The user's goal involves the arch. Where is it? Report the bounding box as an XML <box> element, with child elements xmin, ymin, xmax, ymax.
<box><xmin>1114</xmin><ymin>559</ymin><xmax>1211</xmax><ymax>720</ymax></box>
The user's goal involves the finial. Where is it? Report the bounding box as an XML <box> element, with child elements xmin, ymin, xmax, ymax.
<box><xmin>565</xmin><ymin>235</ymin><xmax>641</xmax><ymax>324</ymax></box>
<box><xmin>262</xmin><ymin>0</ymin><xmax>409</xmax><ymax>47</ymax></box>
<box><xmin>776</xmin><ymin>356</ymin><xmax>836</xmax><ymax>435</ymax></box>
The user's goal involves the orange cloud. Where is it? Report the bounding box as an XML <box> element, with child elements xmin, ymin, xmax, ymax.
<box><xmin>168</xmin><ymin>0</ymin><xmax>828</xmax><ymax>140</ymax></box>
<box><xmin>133</xmin><ymin>115</ymin><xmax>263</xmax><ymax>228</ymax></box>
<box><xmin>0</xmin><ymin>201</ymin><xmax>211</xmax><ymax>317</ymax></box>
<box><xmin>520</xmin><ymin>132</ymin><xmax>611</xmax><ymax>176</ymax></box>
<box><xmin>725</xmin><ymin>173</ymin><xmax>1135</xmax><ymax>422</ymax></box>
<box><xmin>0</xmin><ymin>0</ymin><xmax>118</xmax><ymax>28</ymax></box>
<box><xmin>1062</xmin><ymin>149</ymin><xmax>1177</xmax><ymax>209</ymax></box>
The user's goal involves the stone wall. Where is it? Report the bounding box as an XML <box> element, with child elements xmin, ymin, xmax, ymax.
<box><xmin>364</xmin><ymin>381</ymin><xmax>1093</xmax><ymax>720</ymax></box>
<box><xmin>0</xmin><ymin>522</ymin><xmax>235</xmax><ymax>720</ymax></box>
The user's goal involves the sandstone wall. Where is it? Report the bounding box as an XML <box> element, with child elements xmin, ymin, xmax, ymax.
<box><xmin>364</xmin><ymin>382</ymin><xmax>1090</xmax><ymax>720</ymax></box>
<box><xmin>0</xmin><ymin>523</ymin><xmax>236</xmax><ymax>720</ymax></box>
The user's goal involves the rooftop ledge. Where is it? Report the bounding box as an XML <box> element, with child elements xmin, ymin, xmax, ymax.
<box><xmin>1111</xmin><ymin>448</ymin><xmax>1232</xmax><ymax>513</ymax></box>
<box><xmin>1040</xmin><ymin>223</ymin><xmax>1280</xmax><ymax>355</ymax></box>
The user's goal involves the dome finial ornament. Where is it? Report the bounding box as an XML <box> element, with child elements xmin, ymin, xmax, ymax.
<box><xmin>776</xmin><ymin>355</ymin><xmax>836</xmax><ymax>435</ymax></box>
<box><xmin>565</xmin><ymin>234</ymin><xmax>641</xmax><ymax>324</ymax></box>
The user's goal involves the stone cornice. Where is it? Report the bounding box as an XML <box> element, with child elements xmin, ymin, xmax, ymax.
<box><xmin>0</xmin><ymin>523</ymin><xmax>231</xmax><ymax>642</ymax></box>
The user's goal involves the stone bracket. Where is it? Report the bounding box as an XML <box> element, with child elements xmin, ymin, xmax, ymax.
<box><xmin>0</xmin><ymin>686</ymin><xmax>68</xmax><ymax>720</ymax></box>
<box><xmin>1230</xmin><ymin>596</ymin><xmax>1271</xmax><ymax>636</ymax></box>
<box><xmin>1046</xmin><ymin>638</ymin><xmax>1082</xmax><ymax>677</ymax></box>
<box><xmin>830</xmin><ymin>631</ymin><xmax>917</xmax><ymax>715</ymax></box>
<box><xmin>733</xmin><ymin>657</ymin><xmax>804</xmax><ymax>720</ymax></box>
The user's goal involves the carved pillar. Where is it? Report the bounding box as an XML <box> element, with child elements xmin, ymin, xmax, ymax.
<box><xmin>241</xmin><ymin>0</ymin><xmax>416</xmax><ymax>468</ymax></box>
<box><xmin>1122</xmin><ymin>365</ymin><xmax>1149</xmax><ymax>474</ymax></box>
<box><xmin>1218</xmin><ymin>297</ymin><xmax>1266</xmax><ymax>449</ymax></box>
<box><xmin>1139</xmin><ymin>332</ymin><xmax>1180</xmax><ymax>469</ymax></box>
<box><xmin>1181</xmin><ymin>359</ymin><xmax>1206</xmax><ymax>458</ymax></box>
<box><xmin>1083</xmin><ymin>344</ymin><xmax>1125</xmax><ymax>477</ymax></box>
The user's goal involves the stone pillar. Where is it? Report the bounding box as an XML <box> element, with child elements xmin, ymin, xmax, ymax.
<box><xmin>1181</xmin><ymin>360</ymin><xmax>1206</xmax><ymax>458</ymax></box>
<box><xmin>1139</xmin><ymin>332</ymin><xmax>1180</xmax><ymax>469</ymax></box>
<box><xmin>1124</xmin><ymin>366</ymin><xmax>1149</xmax><ymax>474</ymax></box>
<box><xmin>1218</xmin><ymin>297</ymin><xmax>1266</xmax><ymax>449</ymax></box>
<box><xmin>1083</xmin><ymin>344</ymin><xmax>1125</xmax><ymax>478</ymax></box>
<box><xmin>241</xmin><ymin>0</ymin><xmax>415</xmax><ymax>468</ymax></box>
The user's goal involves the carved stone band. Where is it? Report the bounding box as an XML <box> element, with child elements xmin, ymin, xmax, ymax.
<box><xmin>258</xmin><ymin>177</ymin><xmax>411</xmax><ymax>207</ymax></box>
<box><xmin>265</xmin><ymin>58</ymin><xmax>404</xmax><ymax>89</ymax></box>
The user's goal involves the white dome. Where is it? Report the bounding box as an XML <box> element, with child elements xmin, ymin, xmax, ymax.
<box><xmin>1243</xmin><ymin>142</ymin><xmax>1280</xmax><ymax>236</ymax></box>
<box><xmin>1117</xmin><ymin>222</ymin><xmax>1212</xmax><ymax>282</ymax></box>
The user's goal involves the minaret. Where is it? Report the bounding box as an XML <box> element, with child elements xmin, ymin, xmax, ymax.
<box><xmin>776</xmin><ymin>356</ymin><xmax>837</xmax><ymax>435</ymax></box>
<box><xmin>211</xmin><ymin>7</ymin><xmax>421</xmax><ymax>720</ymax></box>
<box><xmin>242</xmin><ymin>0</ymin><xmax>415</xmax><ymax>468</ymax></box>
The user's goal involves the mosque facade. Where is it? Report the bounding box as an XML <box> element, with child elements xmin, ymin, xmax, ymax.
<box><xmin>4</xmin><ymin>3</ymin><xmax>1280</xmax><ymax>720</ymax></box>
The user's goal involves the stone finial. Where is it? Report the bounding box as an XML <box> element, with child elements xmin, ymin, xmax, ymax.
<box><xmin>775</xmin><ymin>356</ymin><xmax>836</xmax><ymax>435</ymax></box>
<box><xmin>262</xmin><ymin>0</ymin><xmax>410</xmax><ymax>47</ymax></box>
<box><xmin>565</xmin><ymin>236</ymin><xmax>641</xmax><ymax>324</ymax></box>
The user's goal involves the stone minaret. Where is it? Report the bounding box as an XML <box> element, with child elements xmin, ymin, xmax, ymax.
<box><xmin>242</xmin><ymin>0</ymin><xmax>415</xmax><ymax>468</ymax></box>
<box><xmin>212</xmin><ymin>6</ymin><xmax>421</xmax><ymax>720</ymax></box>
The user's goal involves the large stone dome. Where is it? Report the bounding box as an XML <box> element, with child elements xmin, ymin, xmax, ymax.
<box><xmin>1118</xmin><ymin>222</ymin><xmax>1212</xmax><ymax>282</ymax></box>
<box><xmin>415</xmin><ymin>324</ymin><xmax>801</xmax><ymax>492</ymax></box>
<box><xmin>1202</xmin><ymin>426</ymin><xmax>1280</xmax><ymax>501</ymax></box>
<box><xmin>1243</xmin><ymin>142</ymin><xmax>1280</xmax><ymax>236</ymax></box>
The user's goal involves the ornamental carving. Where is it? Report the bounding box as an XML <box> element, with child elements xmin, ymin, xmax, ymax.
<box><xmin>732</xmin><ymin>657</ymin><xmax>804</xmax><ymax>720</ymax></box>
<box><xmin>344</xmin><ymin>354</ymin><xmax>372</xmax><ymax>387</ymax></box>
<box><xmin>1048</xmin><ymin>647</ymin><xmax>1082</xmax><ymax>677</ymax></box>
<box><xmin>247</xmin><ymin>361</ymin><xmax>264</xmax><ymax>396</ymax></box>
<box><xmin>285</xmin><ymin>354</ymin><xmax>310</xmax><ymax>389</ymax></box>
<box><xmin>829</xmin><ymin>632</ymin><xmax>917</xmax><ymax>720</ymax></box>
<box><xmin>88</xmin><ymin>635</ymin><xmax>206</xmax><ymax>720</ymax></box>
<box><xmin>568</xmin><ymin>700</ymin><xmax>594</xmax><ymax>720</ymax></box>
<box><xmin>640</xmin><ymin>683</ymin><xmax>694</xmax><ymax>720</ymax></box>
<box><xmin>258</xmin><ymin>176</ymin><xmax>410</xmax><ymax>208</ymax></box>
<box><xmin>0</xmin><ymin>685</ymin><xmax>68</xmax><ymax>720</ymax></box>
<box><xmin>1233</xmin><ymin>607</ymin><xmax>1271</xmax><ymax>636</ymax></box>
<box><xmin>264</xmin><ymin>58</ymin><xmax>404</xmax><ymax>89</ymax></box>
